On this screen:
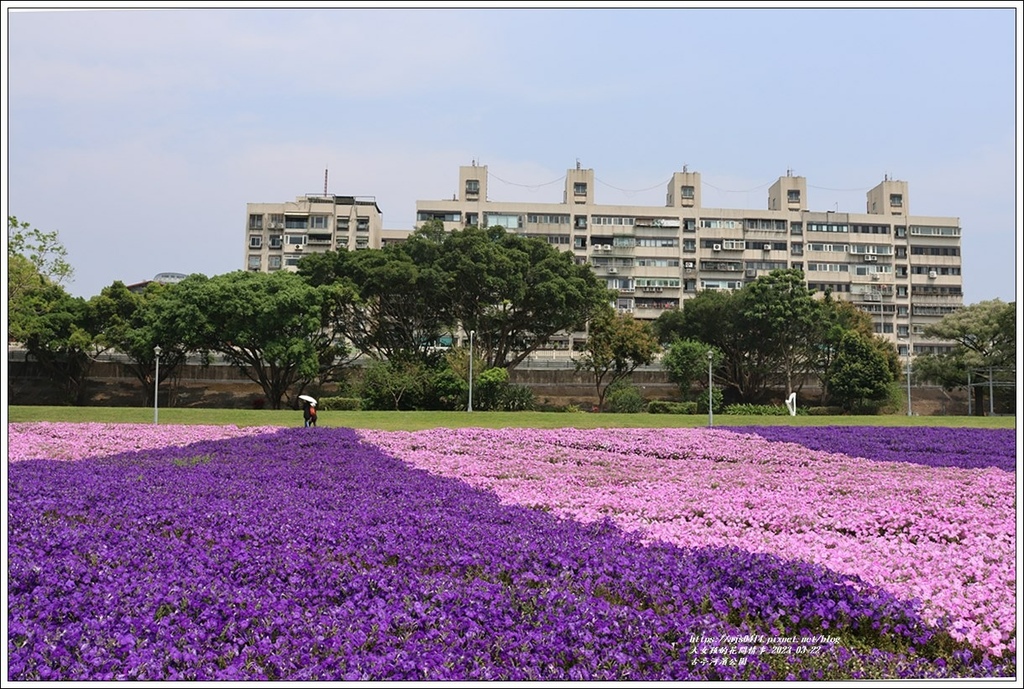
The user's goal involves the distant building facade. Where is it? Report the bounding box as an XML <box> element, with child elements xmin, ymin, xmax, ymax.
<box><xmin>244</xmin><ymin>194</ymin><xmax>385</xmax><ymax>273</ymax></box>
<box><xmin>414</xmin><ymin>163</ymin><xmax>964</xmax><ymax>356</ymax></box>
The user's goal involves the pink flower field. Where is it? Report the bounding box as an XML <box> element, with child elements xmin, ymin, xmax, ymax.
<box><xmin>359</xmin><ymin>426</ymin><xmax>1017</xmax><ymax>659</ymax></box>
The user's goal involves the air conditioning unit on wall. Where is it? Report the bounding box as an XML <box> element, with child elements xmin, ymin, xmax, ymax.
<box><xmin>712</xmin><ymin>244</ymin><xmax>722</xmax><ymax>251</ymax></box>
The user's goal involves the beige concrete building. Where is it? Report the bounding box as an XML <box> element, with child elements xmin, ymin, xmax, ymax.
<box><xmin>245</xmin><ymin>194</ymin><xmax>384</xmax><ymax>273</ymax></box>
<box><xmin>414</xmin><ymin>163</ymin><xmax>964</xmax><ymax>356</ymax></box>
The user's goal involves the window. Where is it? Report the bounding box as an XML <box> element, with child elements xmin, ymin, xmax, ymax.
<box><xmin>700</xmin><ymin>219</ymin><xmax>741</xmax><ymax>229</ymax></box>
<box><xmin>807</xmin><ymin>223</ymin><xmax>848</xmax><ymax>233</ymax></box>
<box><xmin>248</xmin><ymin>214</ymin><xmax>263</xmax><ymax>230</ymax></box>
<box><xmin>484</xmin><ymin>213</ymin><xmax>522</xmax><ymax>230</ymax></box>
<box><xmin>527</xmin><ymin>214</ymin><xmax>570</xmax><ymax>225</ymax></box>
<box><xmin>337</xmin><ymin>217</ymin><xmax>350</xmax><ymax>230</ymax></box>
<box><xmin>310</xmin><ymin>215</ymin><xmax>329</xmax><ymax>229</ymax></box>
<box><xmin>790</xmin><ymin>222</ymin><xmax>802</xmax><ymax>235</ymax></box>
<box><xmin>681</xmin><ymin>185</ymin><xmax>695</xmax><ymax>199</ymax></box>
<box><xmin>269</xmin><ymin>235</ymin><xmax>283</xmax><ymax>249</ymax></box>
<box><xmin>465</xmin><ymin>179</ymin><xmax>480</xmax><ymax>195</ymax></box>
<box><xmin>268</xmin><ymin>256</ymin><xmax>282</xmax><ymax>270</ymax></box>
<box><xmin>890</xmin><ymin>194</ymin><xmax>903</xmax><ymax>207</ymax></box>
<box><xmin>417</xmin><ymin>211</ymin><xmax>460</xmax><ymax>223</ymax></box>
<box><xmin>356</xmin><ymin>217</ymin><xmax>370</xmax><ymax>232</ymax></box>
<box><xmin>285</xmin><ymin>216</ymin><xmax>308</xmax><ymax>229</ymax></box>
<box><xmin>909</xmin><ymin>225</ymin><xmax>961</xmax><ymax>237</ymax></box>
<box><xmin>268</xmin><ymin>214</ymin><xmax>284</xmax><ymax>229</ymax></box>
<box><xmin>249</xmin><ymin>235</ymin><xmax>262</xmax><ymax>249</ymax></box>
<box><xmin>247</xmin><ymin>256</ymin><xmax>261</xmax><ymax>270</ymax></box>
<box><xmin>574</xmin><ymin>182</ymin><xmax>588</xmax><ymax>196</ymax></box>
<box><xmin>787</xmin><ymin>190</ymin><xmax>801</xmax><ymax>203</ymax></box>
<box><xmin>592</xmin><ymin>216</ymin><xmax>635</xmax><ymax>226</ymax></box>
<box><xmin>287</xmin><ymin>235</ymin><xmax>306</xmax><ymax>246</ymax></box>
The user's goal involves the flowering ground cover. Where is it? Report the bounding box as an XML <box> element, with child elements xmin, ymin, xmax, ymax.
<box><xmin>725</xmin><ymin>425</ymin><xmax>1017</xmax><ymax>472</ymax></box>
<box><xmin>7</xmin><ymin>423</ymin><xmax>1016</xmax><ymax>680</ymax></box>
<box><xmin>8</xmin><ymin>422</ymin><xmax>283</xmax><ymax>463</ymax></box>
<box><xmin>361</xmin><ymin>426</ymin><xmax>1017</xmax><ymax>663</ymax></box>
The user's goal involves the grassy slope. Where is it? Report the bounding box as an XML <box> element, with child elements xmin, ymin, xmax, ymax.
<box><xmin>5</xmin><ymin>406</ymin><xmax>1015</xmax><ymax>431</ymax></box>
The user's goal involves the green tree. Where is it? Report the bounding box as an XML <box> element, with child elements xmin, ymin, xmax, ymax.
<box><xmin>10</xmin><ymin>282</ymin><xmax>98</xmax><ymax>405</ymax></box>
<box><xmin>299</xmin><ymin>245</ymin><xmax>451</xmax><ymax>366</ymax></box>
<box><xmin>90</xmin><ymin>280</ymin><xmax>190</xmax><ymax>406</ymax></box>
<box><xmin>439</xmin><ymin>226</ymin><xmax>611</xmax><ymax>369</ymax></box>
<box><xmin>161</xmin><ymin>271</ymin><xmax>334</xmax><ymax>409</ymax></box>
<box><xmin>813</xmin><ymin>294</ymin><xmax>879</xmax><ymax>404</ymax></box>
<box><xmin>737</xmin><ymin>269</ymin><xmax>819</xmax><ymax>396</ymax></box>
<box><xmin>574</xmin><ymin>306</ymin><xmax>660</xmax><ymax>411</ymax></box>
<box><xmin>359</xmin><ymin>359</ymin><xmax>428</xmax><ymax>410</ymax></box>
<box><xmin>829</xmin><ymin>330</ymin><xmax>895</xmax><ymax>412</ymax></box>
<box><xmin>662</xmin><ymin>338</ymin><xmax>717</xmax><ymax>400</ymax></box>
<box><xmin>8</xmin><ymin>215</ymin><xmax>74</xmax><ymax>301</ymax></box>
<box><xmin>657</xmin><ymin>288</ymin><xmax>767</xmax><ymax>403</ymax></box>
<box><xmin>918</xmin><ymin>299</ymin><xmax>1016</xmax><ymax>413</ymax></box>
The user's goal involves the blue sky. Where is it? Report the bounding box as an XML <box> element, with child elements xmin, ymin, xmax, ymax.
<box><xmin>4</xmin><ymin>2</ymin><xmax>1021</xmax><ymax>305</ymax></box>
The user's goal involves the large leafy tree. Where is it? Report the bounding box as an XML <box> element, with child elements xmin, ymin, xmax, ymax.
<box><xmin>813</xmin><ymin>293</ymin><xmax>882</xmax><ymax>404</ymax></box>
<box><xmin>90</xmin><ymin>281</ymin><xmax>191</xmax><ymax>406</ymax></box>
<box><xmin>10</xmin><ymin>281</ymin><xmax>98</xmax><ymax>405</ymax></box>
<box><xmin>299</xmin><ymin>245</ymin><xmax>451</xmax><ymax>366</ymax></box>
<box><xmin>574</xmin><ymin>305</ymin><xmax>660</xmax><ymax>411</ymax></box>
<box><xmin>661</xmin><ymin>338</ymin><xmax>718</xmax><ymax>401</ymax></box>
<box><xmin>737</xmin><ymin>269</ymin><xmax>820</xmax><ymax>396</ymax></box>
<box><xmin>829</xmin><ymin>330</ymin><xmax>895</xmax><ymax>412</ymax></box>
<box><xmin>8</xmin><ymin>215</ymin><xmax>74</xmax><ymax>301</ymax></box>
<box><xmin>160</xmin><ymin>271</ymin><xmax>335</xmax><ymax>409</ymax></box>
<box><xmin>657</xmin><ymin>288</ymin><xmax>770</xmax><ymax>403</ymax></box>
<box><xmin>439</xmin><ymin>226</ymin><xmax>611</xmax><ymax>369</ymax></box>
<box><xmin>8</xmin><ymin>216</ymin><xmax>98</xmax><ymax>405</ymax></box>
<box><xmin>917</xmin><ymin>299</ymin><xmax>1016</xmax><ymax>413</ymax></box>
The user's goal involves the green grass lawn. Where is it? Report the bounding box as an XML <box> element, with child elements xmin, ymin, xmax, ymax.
<box><xmin>6</xmin><ymin>406</ymin><xmax>1015</xmax><ymax>431</ymax></box>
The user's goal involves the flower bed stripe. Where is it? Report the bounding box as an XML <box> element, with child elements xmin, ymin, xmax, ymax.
<box><xmin>359</xmin><ymin>426</ymin><xmax>1017</xmax><ymax>661</ymax></box>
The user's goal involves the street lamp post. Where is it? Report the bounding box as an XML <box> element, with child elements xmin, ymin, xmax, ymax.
<box><xmin>905</xmin><ymin>354</ymin><xmax>913</xmax><ymax>416</ymax></box>
<box><xmin>707</xmin><ymin>350</ymin><xmax>714</xmax><ymax>428</ymax></box>
<box><xmin>467</xmin><ymin>330</ymin><xmax>475</xmax><ymax>412</ymax></box>
<box><xmin>153</xmin><ymin>345</ymin><xmax>162</xmax><ymax>425</ymax></box>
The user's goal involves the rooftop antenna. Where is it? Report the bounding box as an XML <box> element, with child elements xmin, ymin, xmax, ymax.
<box><xmin>576</xmin><ymin>158</ymin><xmax>581</xmax><ymax>170</ymax></box>
<box><xmin>683</xmin><ymin>163</ymin><xmax>688</xmax><ymax>173</ymax></box>
<box><xmin>324</xmin><ymin>167</ymin><xmax>329</xmax><ymax>195</ymax></box>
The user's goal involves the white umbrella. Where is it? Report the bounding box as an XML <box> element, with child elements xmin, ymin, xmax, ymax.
<box><xmin>298</xmin><ymin>394</ymin><xmax>317</xmax><ymax>407</ymax></box>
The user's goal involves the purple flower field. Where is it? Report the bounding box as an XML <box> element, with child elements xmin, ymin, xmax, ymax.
<box><xmin>7</xmin><ymin>423</ymin><xmax>1018</xmax><ymax>681</ymax></box>
<box><xmin>727</xmin><ymin>426</ymin><xmax>1017</xmax><ymax>472</ymax></box>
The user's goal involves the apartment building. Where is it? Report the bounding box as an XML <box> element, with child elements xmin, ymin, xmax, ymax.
<box><xmin>244</xmin><ymin>194</ymin><xmax>384</xmax><ymax>273</ymax></box>
<box><xmin>414</xmin><ymin>163</ymin><xmax>964</xmax><ymax>356</ymax></box>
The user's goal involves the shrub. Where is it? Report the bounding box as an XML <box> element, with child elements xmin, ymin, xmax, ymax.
<box><xmin>501</xmin><ymin>384</ymin><xmax>536</xmax><ymax>411</ymax></box>
<box><xmin>647</xmin><ymin>400</ymin><xmax>697</xmax><ymax>414</ymax></box>
<box><xmin>806</xmin><ymin>406</ymin><xmax>845</xmax><ymax>416</ymax></box>
<box><xmin>317</xmin><ymin>397</ymin><xmax>363</xmax><ymax>411</ymax></box>
<box><xmin>722</xmin><ymin>403</ymin><xmax>804</xmax><ymax>416</ymax></box>
<box><xmin>605</xmin><ymin>382</ymin><xmax>647</xmax><ymax>413</ymax></box>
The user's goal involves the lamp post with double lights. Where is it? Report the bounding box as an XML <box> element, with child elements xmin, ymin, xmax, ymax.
<box><xmin>707</xmin><ymin>350</ymin><xmax>714</xmax><ymax>428</ymax></box>
<box><xmin>467</xmin><ymin>330</ymin><xmax>475</xmax><ymax>412</ymax></box>
<box><xmin>153</xmin><ymin>345</ymin><xmax>162</xmax><ymax>425</ymax></box>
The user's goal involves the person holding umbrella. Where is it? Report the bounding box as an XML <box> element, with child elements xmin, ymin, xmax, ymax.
<box><xmin>299</xmin><ymin>395</ymin><xmax>318</xmax><ymax>427</ymax></box>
